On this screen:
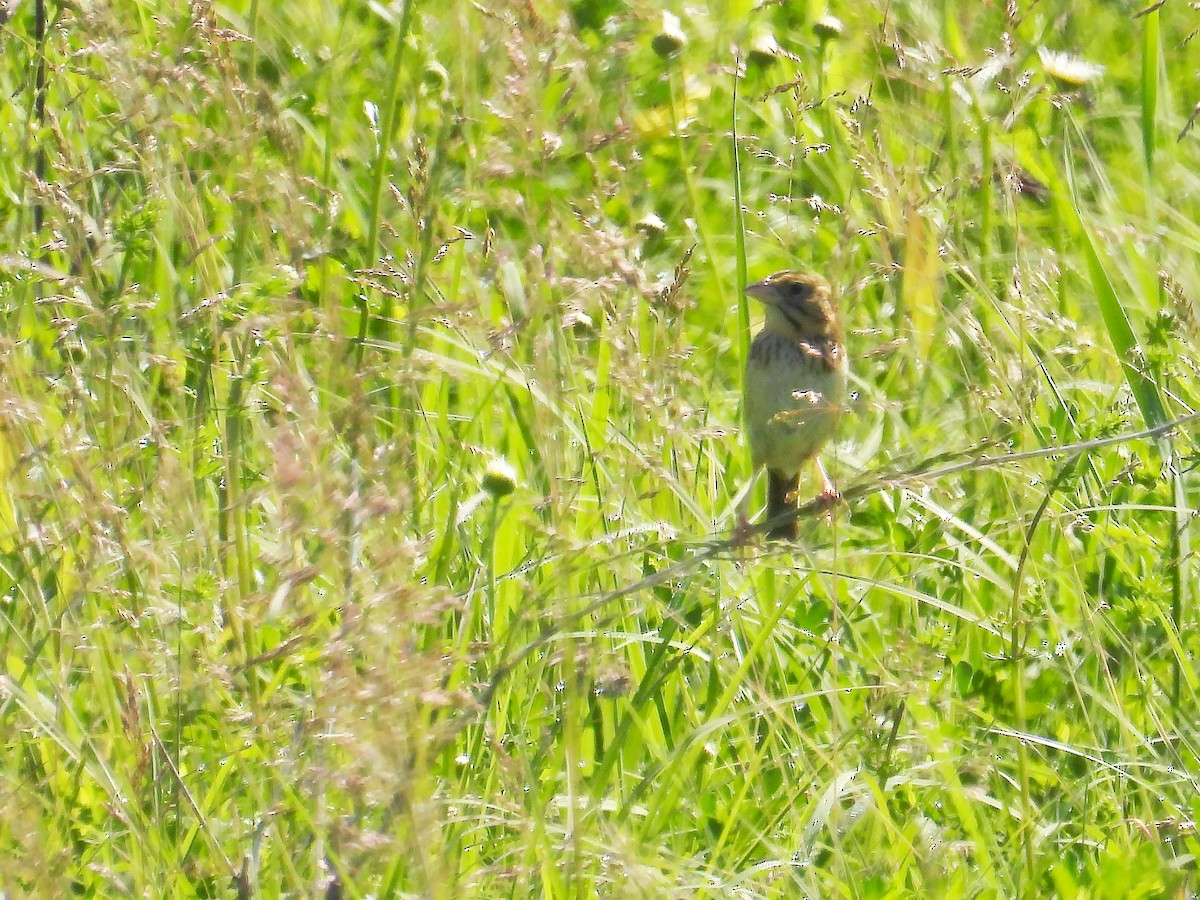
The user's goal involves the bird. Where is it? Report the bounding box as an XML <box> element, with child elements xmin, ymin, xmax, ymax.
<box><xmin>743</xmin><ymin>270</ymin><xmax>848</xmax><ymax>540</ymax></box>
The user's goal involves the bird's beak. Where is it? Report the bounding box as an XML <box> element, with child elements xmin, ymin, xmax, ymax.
<box><xmin>744</xmin><ymin>278</ymin><xmax>776</xmax><ymax>303</ymax></box>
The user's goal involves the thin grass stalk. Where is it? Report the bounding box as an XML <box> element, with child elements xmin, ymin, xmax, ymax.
<box><xmin>1009</xmin><ymin>456</ymin><xmax>1083</xmax><ymax>883</ymax></box>
<box><xmin>358</xmin><ymin>0</ymin><xmax>415</xmax><ymax>362</ymax></box>
<box><xmin>33</xmin><ymin>0</ymin><xmax>47</xmax><ymax>234</ymax></box>
<box><xmin>732</xmin><ymin>54</ymin><xmax>750</xmax><ymax>397</ymax></box>
<box><xmin>666</xmin><ymin>64</ymin><xmax>725</xmax><ymax>311</ymax></box>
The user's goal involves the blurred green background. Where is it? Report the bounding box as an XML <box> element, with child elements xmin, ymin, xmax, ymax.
<box><xmin>2</xmin><ymin>0</ymin><xmax>1199</xmax><ymax>895</ymax></box>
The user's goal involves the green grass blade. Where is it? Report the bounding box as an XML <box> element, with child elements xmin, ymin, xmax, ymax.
<box><xmin>1077</xmin><ymin>225</ymin><xmax>1169</xmax><ymax>431</ymax></box>
<box><xmin>1141</xmin><ymin>7</ymin><xmax>1159</xmax><ymax>176</ymax></box>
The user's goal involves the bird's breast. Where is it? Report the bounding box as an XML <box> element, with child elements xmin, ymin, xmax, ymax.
<box><xmin>745</xmin><ymin>331</ymin><xmax>848</xmax><ymax>476</ymax></box>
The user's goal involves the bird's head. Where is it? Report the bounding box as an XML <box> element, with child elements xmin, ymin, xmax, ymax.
<box><xmin>745</xmin><ymin>271</ymin><xmax>840</xmax><ymax>339</ymax></box>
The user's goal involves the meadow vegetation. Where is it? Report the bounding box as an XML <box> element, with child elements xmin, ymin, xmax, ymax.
<box><xmin>2</xmin><ymin>0</ymin><xmax>1199</xmax><ymax>895</ymax></box>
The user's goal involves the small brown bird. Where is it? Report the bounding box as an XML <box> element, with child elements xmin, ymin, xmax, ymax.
<box><xmin>744</xmin><ymin>271</ymin><xmax>848</xmax><ymax>539</ymax></box>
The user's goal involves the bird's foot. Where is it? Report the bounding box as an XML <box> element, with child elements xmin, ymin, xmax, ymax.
<box><xmin>730</xmin><ymin>512</ymin><xmax>758</xmax><ymax>548</ymax></box>
<box><xmin>813</xmin><ymin>487</ymin><xmax>842</xmax><ymax>523</ymax></box>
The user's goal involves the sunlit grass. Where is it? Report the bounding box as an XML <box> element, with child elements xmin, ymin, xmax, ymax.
<box><xmin>1</xmin><ymin>0</ymin><xmax>1198</xmax><ymax>895</ymax></box>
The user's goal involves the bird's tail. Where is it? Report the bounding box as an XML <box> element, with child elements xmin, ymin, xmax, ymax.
<box><xmin>766</xmin><ymin>470</ymin><xmax>799</xmax><ymax>540</ymax></box>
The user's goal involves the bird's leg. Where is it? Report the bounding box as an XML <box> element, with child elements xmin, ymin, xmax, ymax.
<box><xmin>815</xmin><ymin>457</ymin><xmax>839</xmax><ymax>500</ymax></box>
<box><xmin>731</xmin><ymin>476</ymin><xmax>759</xmax><ymax>547</ymax></box>
<box><xmin>813</xmin><ymin>457</ymin><xmax>842</xmax><ymax>520</ymax></box>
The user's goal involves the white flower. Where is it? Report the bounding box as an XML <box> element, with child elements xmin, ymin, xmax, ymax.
<box><xmin>1038</xmin><ymin>47</ymin><xmax>1104</xmax><ymax>88</ymax></box>
<box><xmin>813</xmin><ymin>15</ymin><xmax>845</xmax><ymax>42</ymax></box>
<box><xmin>482</xmin><ymin>457</ymin><xmax>518</xmax><ymax>498</ymax></box>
